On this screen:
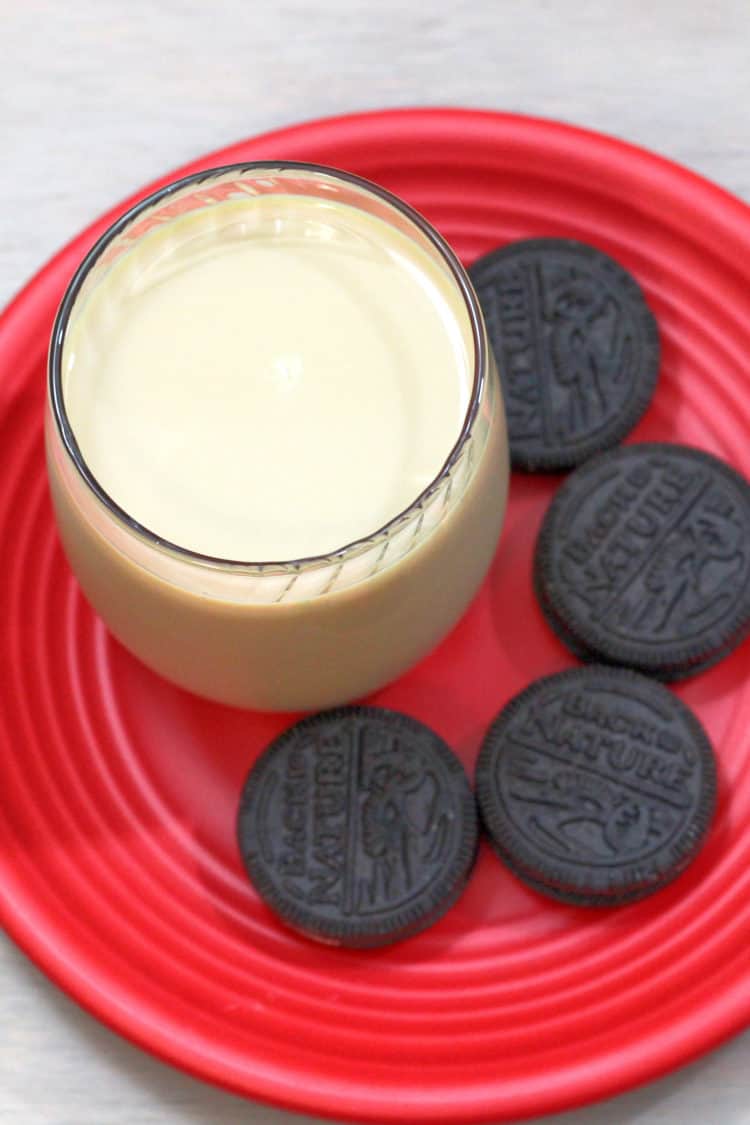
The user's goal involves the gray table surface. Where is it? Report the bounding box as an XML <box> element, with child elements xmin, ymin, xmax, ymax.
<box><xmin>2</xmin><ymin>1</ymin><xmax>750</xmax><ymax>1121</ymax></box>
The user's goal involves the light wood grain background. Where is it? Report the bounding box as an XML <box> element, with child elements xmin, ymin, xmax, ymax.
<box><xmin>2</xmin><ymin>1</ymin><xmax>750</xmax><ymax>1122</ymax></box>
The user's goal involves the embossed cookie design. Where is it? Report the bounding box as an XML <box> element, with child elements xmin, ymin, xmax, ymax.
<box><xmin>535</xmin><ymin>443</ymin><xmax>750</xmax><ymax>677</ymax></box>
<box><xmin>237</xmin><ymin>707</ymin><xmax>478</xmax><ymax>946</ymax></box>
<box><xmin>469</xmin><ymin>238</ymin><xmax>659</xmax><ymax>471</ymax></box>
<box><xmin>475</xmin><ymin>668</ymin><xmax>717</xmax><ymax>905</ymax></box>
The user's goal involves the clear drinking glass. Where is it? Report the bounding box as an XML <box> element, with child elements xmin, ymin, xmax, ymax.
<box><xmin>46</xmin><ymin>163</ymin><xmax>509</xmax><ymax>710</ymax></box>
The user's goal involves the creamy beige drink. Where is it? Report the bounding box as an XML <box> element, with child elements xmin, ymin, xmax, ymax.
<box><xmin>62</xmin><ymin>196</ymin><xmax>472</xmax><ymax>561</ymax></box>
<box><xmin>47</xmin><ymin>165</ymin><xmax>508</xmax><ymax>710</ymax></box>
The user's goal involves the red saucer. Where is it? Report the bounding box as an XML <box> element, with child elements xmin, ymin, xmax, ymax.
<box><xmin>2</xmin><ymin>109</ymin><xmax>750</xmax><ymax>1123</ymax></box>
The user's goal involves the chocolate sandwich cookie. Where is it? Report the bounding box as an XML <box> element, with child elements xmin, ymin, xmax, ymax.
<box><xmin>237</xmin><ymin>707</ymin><xmax>478</xmax><ymax>947</ymax></box>
<box><xmin>534</xmin><ymin>443</ymin><xmax>750</xmax><ymax>678</ymax></box>
<box><xmin>469</xmin><ymin>238</ymin><xmax>659</xmax><ymax>471</ymax></box>
<box><xmin>475</xmin><ymin>667</ymin><xmax>717</xmax><ymax>905</ymax></box>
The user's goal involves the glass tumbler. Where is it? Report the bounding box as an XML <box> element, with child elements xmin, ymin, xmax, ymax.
<box><xmin>46</xmin><ymin>163</ymin><xmax>509</xmax><ymax>711</ymax></box>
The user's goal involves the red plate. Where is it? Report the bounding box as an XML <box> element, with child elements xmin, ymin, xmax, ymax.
<box><xmin>2</xmin><ymin>109</ymin><xmax>750</xmax><ymax>1124</ymax></box>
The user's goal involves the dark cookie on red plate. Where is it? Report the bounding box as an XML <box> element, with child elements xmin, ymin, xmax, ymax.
<box><xmin>237</xmin><ymin>707</ymin><xmax>478</xmax><ymax>947</ymax></box>
<box><xmin>469</xmin><ymin>238</ymin><xmax>659</xmax><ymax>471</ymax></box>
<box><xmin>534</xmin><ymin>443</ymin><xmax>750</xmax><ymax>678</ymax></box>
<box><xmin>475</xmin><ymin>667</ymin><xmax>717</xmax><ymax>905</ymax></box>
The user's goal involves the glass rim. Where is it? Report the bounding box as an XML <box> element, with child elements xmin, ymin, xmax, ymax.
<box><xmin>48</xmin><ymin>160</ymin><xmax>487</xmax><ymax>572</ymax></box>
